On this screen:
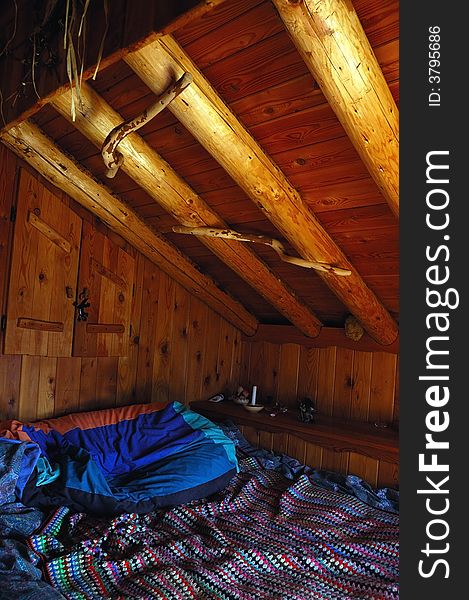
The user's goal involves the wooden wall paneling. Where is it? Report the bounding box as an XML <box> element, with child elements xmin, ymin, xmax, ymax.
<box><xmin>316</xmin><ymin>347</ymin><xmax>337</xmax><ymax>416</ymax></box>
<box><xmin>249</xmin><ymin>341</ymin><xmax>280</xmax><ymax>404</ymax></box>
<box><xmin>271</xmin><ymin>431</ymin><xmax>288</xmax><ymax>455</ymax></box>
<box><xmin>276</xmin><ymin>343</ymin><xmax>300</xmax><ymax>409</ymax></box>
<box><xmin>47</xmin><ymin>196</ymin><xmax>82</xmax><ymax>356</ymax></box>
<box><xmin>78</xmin><ymin>358</ymin><xmax>98</xmax><ymax>411</ymax></box>
<box><xmin>350</xmin><ymin>351</ymin><xmax>372</xmax><ymax>421</ymax></box>
<box><xmin>258</xmin><ymin>430</ymin><xmax>273</xmax><ymax>452</ymax></box>
<box><xmin>74</xmin><ymin>225</ymin><xmax>135</xmax><ymax>358</ymax></box>
<box><xmin>5</xmin><ymin>170</ymin><xmax>82</xmax><ymax>356</ymax></box>
<box><xmin>18</xmin><ymin>355</ymin><xmax>40</xmax><ymax>421</ymax></box>
<box><xmin>95</xmin><ymin>357</ymin><xmax>119</xmax><ymax>409</ymax></box>
<box><xmin>29</xmin><ymin>183</ymin><xmax>58</xmax><ymax>357</ymax></box>
<box><xmin>110</xmin><ymin>245</ymin><xmax>136</xmax><ymax>357</ymax></box>
<box><xmin>0</xmin><ymin>355</ymin><xmax>22</xmax><ymax>420</ymax></box>
<box><xmin>151</xmin><ymin>272</ymin><xmax>175</xmax><ymax>403</ymax></box>
<box><xmin>185</xmin><ymin>297</ymin><xmax>208</xmax><ymax>403</ymax></box>
<box><xmin>240</xmin><ymin>424</ymin><xmax>259</xmax><ymax>448</ymax></box>
<box><xmin>321</xmin><ymin>448</ymin><xmax>350</xmax><ymax>476</ymax></box>
<box><xmin>5</xmin><ymin>173</ymin><xmax>43</xmax><ymax>354</ymax></box>
<box><xmin>369</xmin><ymin>352</ymin><xmax>397</xmax><ymax>425</ymax></box>
<box><xmin>378</xmin><ymin>460</ymin><xmax>399</xmax><ymax>489</ymax></box>
<box><xmin>332</xmin><ymin>347</ymin><xmax>354</xmax><ymax>419</ymax></box>
<box><xmin>54</xmin><ymin>357</ymin><xmax>81</xmax><ymax>416</ymax></box>
<box><xmin>287</xmin><ymin>434</ymin><xmax>306</xmax><ymax>464</ymax></box>
<box><xmin>238</xmin><ymin>340</ymin><xmax>251</xmax><ymax>388</ymax></box>
<box><xmin>18</xmin><ymin>356</ymin><xmax>56</xmax><ymax>422</ymax></box>
<box><xmin>230</xmin><ymin>329</ymin><xmax>242</xmax><ymax>391</ymax></box>
<box><xmin>36</xmin><ymin>357</ymin><xmax>57</xmax><ymax>419</ymax></box>
<box><xmin>169</xmin><ymin>283</ymin><xmax>190</xmax><ymax>403</ymax></box>
<box><xmin>73</xmin><ymin>221</ymin><xmax>104</xmax><ymax>357</ymax></box>
<box><xmin>0</xmin><ymin>146</ymin><xmax>18</xmax><ymax>351</ymax></box>
<box><xmin>96</xmin><ymin>237</ymin><xmax>121</xmax><ymax>356</ymax></box>
<box><xmin>304</xmin><ymin>441</ymin><xmax>323</xmax><ymax>469</ymax></box>
<box><xmin>217</xmin><ymin>318</ymin><xmax>236</xmax><ymax>398</ymax></box>
<box><xmin>201</xmin><ymin>313</ymin><xmax>222</xmax><ymax>400</ymax></box>
<box><xmin>348</xmin><ymin>453</ymin><xmax>379</xmax><ymax>488</ymax></box>
<box><xmin>136</xmin><ymin>258</ymin><xmax>160</xmax><ymax>402</ymax></box>
<box><xmin>117</xmin><ymin>253</ymin><xmax>145</xmax><ymax>406</ymax></box>
<box><xmin>297</xmin><ymin>346</ymin><xmax>320</xmax><ymax>404</ymax></box>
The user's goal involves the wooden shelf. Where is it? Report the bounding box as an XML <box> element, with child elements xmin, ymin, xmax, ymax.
<box><xmin>191</xmin><ymin>400</ymin><xmax>398</xmax><ymax>464</ymax></box>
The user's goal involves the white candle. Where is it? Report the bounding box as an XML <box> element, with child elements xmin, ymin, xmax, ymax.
<box><xmin>251</xmin><ymin>385</ymin><xmax>257</xmax><ymax>405</ymax></box>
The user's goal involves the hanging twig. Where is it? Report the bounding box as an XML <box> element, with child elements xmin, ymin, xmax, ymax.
<box><xmin>31</xmin><ymin>34</ymin><xmax>40</xmax><ymax>99</ymax></box>
<box><xmin>92</xmin><ymin>0</ymin><xmax>109</xmax><ymax>80</ymax></box>
<box><xmin>172</xmin><ymin>226</ymin><xmax>352</xmax><ymax>276</ymax></box>
<box><xmin>101</xmin><ymin>72</ymin><xmax>193</xmax><ymax>178</ymax></box>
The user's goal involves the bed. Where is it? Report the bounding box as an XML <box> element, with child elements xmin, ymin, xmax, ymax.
<box><xmin>0</xmin><ymin>402</ymin><xmax>399</xmax><ymax>600</ymax></box>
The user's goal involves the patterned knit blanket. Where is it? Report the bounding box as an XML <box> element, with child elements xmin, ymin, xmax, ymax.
<box><xmin>29</xmin><ymin>462</ymin><xmax>399</xmax><ymax>600</ymax></box>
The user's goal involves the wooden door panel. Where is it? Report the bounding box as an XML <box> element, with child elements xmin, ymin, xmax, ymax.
<box><xmin>73</xmin><ymin>222</ymin><xmax>135</xmax><ymax>357</ymax></box>
<box><xmin>4</xmin><ymin>170</ymin><xmax>81</xmax><ymax>356</ymax></box>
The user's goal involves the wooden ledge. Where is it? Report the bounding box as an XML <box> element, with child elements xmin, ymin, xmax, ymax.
<box><xmin>191</xmin><ymin>400</ymin><xmax>398</xmax><ymax>465</ymax></box>
<box><xmin>242</xmin><ymin>324</ymin><xmax>399</xmax><ymax>354</ymax></box>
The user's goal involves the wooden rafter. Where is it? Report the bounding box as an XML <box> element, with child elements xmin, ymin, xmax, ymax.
<box><xmin>51</xmin><ymin>83</ymin><xmax>323</xmax><ymax>338</ymax></box>
<box><xmin>0</xmin><ymin>121</ymin><xmax>258</xmax><ymax>336</ymax></box>
<box><xmin>125</xmin><ymin>35</ymin><xmax>398</xmax><ymax>346</ymax></box>
<box><xmin>272</xmin><ymin>0</ymin><xmax>399</xmax><ymax>218</ymax></box>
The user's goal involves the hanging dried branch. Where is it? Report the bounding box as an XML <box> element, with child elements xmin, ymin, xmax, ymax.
<box><xmin>172</xmin><ymin>226</ymin><xmax>352</xmax><ymax>276</ymax></box>
<box><xmin>64</xmin><ymin>0</ymin><xmax>109</xmax><ymax>121</ymax></box>
<box><xmin>92</xmin><ymin>0</ymin><xmax>109</xmax><ymax>80</ymax></box>
<box><xmin>101</xmin><ymin>72</ymin><xmax>193</xmax><ymax>178</ymax></box>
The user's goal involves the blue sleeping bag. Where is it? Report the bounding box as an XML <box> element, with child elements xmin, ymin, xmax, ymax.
<box><xmin>1</xmin><ymin>401</ymin><xmax>238</xmax><ymax>515</ymax></box>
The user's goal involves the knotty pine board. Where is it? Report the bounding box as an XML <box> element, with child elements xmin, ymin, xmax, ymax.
<box><xmin>0</xmin><ymin>151</ymin><xmax>243</xmax><ymax>421</ymax></box>
<box><xmin>238</xmin><ymin>339</ymin><xmax>399</xmax><ymax>488</ymax></box>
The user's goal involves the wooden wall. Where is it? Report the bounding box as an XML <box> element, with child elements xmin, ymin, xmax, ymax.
<box><xmin>0</xmin><ymin>145</ymin><xmax>241</xmax><ymax>422</ymax></box>
<box><xmin>238</xmin><ymin>340</ymin><xmax>399</xmax><ymax>488</ymax></box>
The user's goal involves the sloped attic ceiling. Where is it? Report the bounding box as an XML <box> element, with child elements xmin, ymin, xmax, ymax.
<box><xmin>1</xmin><ymin>0</ymin><xmax>399</xmax><ymax>346</ymax></box>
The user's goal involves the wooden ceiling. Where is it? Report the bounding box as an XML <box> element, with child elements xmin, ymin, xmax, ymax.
<box><xmin>2</xmin><ymin>0</ymin><xmax>399</xmax><ymax>344</ymax></box>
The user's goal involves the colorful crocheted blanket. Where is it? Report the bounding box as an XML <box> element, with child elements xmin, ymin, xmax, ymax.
<box><xmin>29</xmin><ymin>459</ymin><xmax>399</xmax><ymax>600</ymax></box>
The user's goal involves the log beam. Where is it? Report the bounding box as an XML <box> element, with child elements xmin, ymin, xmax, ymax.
<box><xmin>0</xmin><ymin>121</ymin><xmax>258</xmax><ymax>336</ymax></box>
<box><xmin>125</xmin><ymin>35</ymin><xmax>398</xmax><ymax>346</ymax></box>
<box><xmin>272</xmin><ymin>0</ymin><xmax>399</xmax><ymax>218</ymax></box>
<box><xmin>51</xmin><ymin>83</ymin><xmax>322</xmax><ymax>337</ymax></box>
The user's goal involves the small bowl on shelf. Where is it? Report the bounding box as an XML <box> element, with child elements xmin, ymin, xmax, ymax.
<box><xmin>243</xmin><ymin>404</ymin><xmax>264</xmax><ymax>413</ymax></box>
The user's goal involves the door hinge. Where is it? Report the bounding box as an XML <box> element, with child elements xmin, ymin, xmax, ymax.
<box><xmin>10</xmin><ymin>205</ymin><xmax>16</xmax><ymax>222</ymax></box>
<box><xmin>0</xmin><ymin>315</ymin><xmax>6</xmax><ymax>332</ymax></box>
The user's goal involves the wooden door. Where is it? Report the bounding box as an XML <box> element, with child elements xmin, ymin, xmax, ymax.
<box><xmin>4</xmin><ymin>170</ymin><xmax>82</xmax><ymax>356</ymax></box>
<box><xmin>73</xmin><ymin>221</ymin><xmax>135</xmax><ymax>357</ymax></box>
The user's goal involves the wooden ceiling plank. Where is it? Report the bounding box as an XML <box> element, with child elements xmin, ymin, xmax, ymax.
<box><xmin>0</xmin><ymin>121</ymin><xmax>258</xmax><ymax>336</ymax></box>
<box><xmin>272</xmin><ymin>0</ymin><xmax>399</xmax><ymax>218</ymax></box>
<box><xmin>51</xmin><ymin>84</ymin><xmax>322</xmax><ymax>337</ymax></box>
<box><xmin>125</xmin><ymin>35</ymin><xmax>398</xmax><ymax>346</ymax></box>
